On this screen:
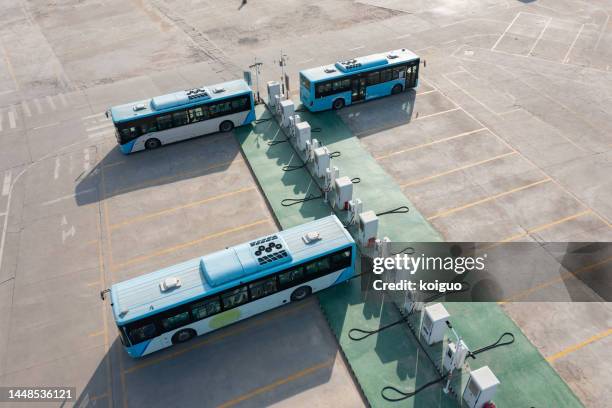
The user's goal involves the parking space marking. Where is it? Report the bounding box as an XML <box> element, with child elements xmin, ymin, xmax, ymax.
<box><xmin>82</xmin><ymin>112</ymin><xmax>106</xmax><ymax>121</ymax></box>
<box><xmin>401</xmin><ymin>151</ymin><xmax>517</xmax><ymax>188</ymax></box>
<box><xmin>123</xmin><ymin>300</ymin><xmax>313</xmax><ymax>375</ymax></box>
<box><xmin>416</xmin><ymin>89</ymin><xmax>437</xmax><ymax>96</ymax></box>
<box><xmin>8</xmin><ymin>110</ymin><xmax>16</xmax><ymax>129</ymax></box>
<box><xmin>109</xmin><ymin>186</ymin><xmax>256</xmax><ymax>230</ymax></box>
<box><xmin>84</xmin><ymin>148</ymin><xmax>91</xmax><ymax>172</ymax></box>
<box><xmin>217</xmin><ymin>358</ymin><xmax>336</xmax><ymax>408</ymax></box>
<box><xmin>96</xmin><ymin>207</ymin><xmax>113</xmax><ymax>408</ymax></box>
<box><xmin>112</xmin><ymin>218</ymin><xmax>271</xmax><ymax>270</ymax></box>
<box><xmin>563</xmin><ymin>23</ymin><xmax>585</xmax><ymax>64</ymax></box>
<box><xmin>88</xmin><ymin>330</ymin><xmax>105</xmax><ymax>337</ymax></box>
<box><xmin>414</xmin><ymin>107</ymin><xmax>460</xmax><ymax>121</ymax></box>
<box><xmin>500</xmin><ymin>254</ymin><xmax>612</xmax><ymax>303</ymax></box>
<box><xmin>444</xmin><ymin>73</ymin><xmax>503</xmax><ymax>116</ymax></box>
<box><xmin>427</xmin><ymin>178</ymin><xmax>551</xmax><ymax>220</ymax></box>
<box><xmin>375</xmin><ymin>128</ymin><xmax>487</xmax><ymax>160</ymax></box>
<box><xmin>40</xmin><ymin>188</ymin><xmax>97</xmax><ymax>206</ymax></box>
<box><xmin>54</xmin><ymin>157</ymin><xmax>60</xmax><ymax>180</ymax></box>
<box><xmin>0</xmin><ymin>113</ymin><xmax>3</xmax><ymax>131</ymax></box>
<box><xmin>86</xmin><ymin>123</ymin><xmax>113</xmax><ymax>132</ymax></box>
<box><xmin>349</xmin><ymin>45</ymin><xmax>365</xmax><ymax>51</ymax></box>
<box><xmin>498</xmin><ymin>210</ymin><xmax>591</xmax><ymax>242</ymax></box>
<box><xmin>2</xmin><ymin>171</ymin><xmax>11</xmax><ymax>196</ymax></box>
<box><xmin>546</xmin><ymin>329</ymin><xmax>612</xmax><ymax>363</ymax></box>
<box><xmin>58</xmin><ymin>93</ymin><xmax>68</xmax><ymax>107</ymax></box>
<box><xmin>34</xmin><ymin>98</ymin><xmax>43</xmax><ymax>114</ymax></box>
<box><xmin>46</xmin><ymin>95</ymin><xmax>57</xmax><ymax>111</ymax></box>
<box><xmin>21</xmin><ymin>101</ymin><xmax>31</xmax><ymax>117</ymax></box>
<box><xmin>528</xmin><ymin>17</ymin><xmax>552</xmax><ymax>56</ymax></box>
<box><xmin>491</xmin><ymin>12</ymin><xmax>521</xmax><ymax>50</ymax></box>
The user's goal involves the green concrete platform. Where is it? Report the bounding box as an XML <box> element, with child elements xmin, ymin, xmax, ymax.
<box><xmin>234</xmin><ymin>105</ymin><xmax>583</xmax><ymax>407</ymax></box>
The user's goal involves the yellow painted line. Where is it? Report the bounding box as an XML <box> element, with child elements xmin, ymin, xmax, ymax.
<box><xmin>112</xmin><ymin>219</ymin><xmax>271</xmax><ymax>270</ymax></box>
<box><xmin>1</xmin><ymin>42</ymin><xmax>19</xmax><ymax>91</ymax></box>
<box><xmin>498</xmin><ymin>210</ymin><xmax>591</xmax><ymax>243</ymax></box>
<box><xmin>216</xmin><ymin>358</ymin><xmax>336</xmax><ymax>408</ymax></box>
<box><xmin>375</xmin><ymin>128</ymin><xmax>487</xmax><ymax>160</ymax></box>
<box><xmin>400</xmin><ymin>151</ymin><xmax>517</xmax><ymax>188</ymax></box>
<box><xmin>108</xmin><ymin>159</ymin><xmax>242</xmax><ymax>196</ymax></box>
<box><xmin>546</xmin><ymin>329</ymin><xmax>612</xmax><ymax>363</ymax></box>
<box><xmin>109</xmin><ymin>187</ymin><xmax>255</xmax><ymax>230</ymax></box>
<box><xmin>88</xmin><ymin>330</ymin><xmax>105</xmax><ymax>337</ymax></box>
<box><xmin>89</xmin><ymin>393</ymin><xmax>109</xmax><ymax>401</ymax></box>
<box><xmin>85</xmin><ymin>239</ymin><xmax>98</xmax><ymax>246</ymax></box>
<box><xmin>124</xmin><ymin>300</ymin><xmax>313</xmax><ymax>375</ymax></box>
<box><xmin>86</xmin><ymin>280</ymin><xmax>101</xmax><ymax>287</ymax></box>
<box><xmin>427</xmin><ymin>178</ymin><xmax>551</xmax><ymax>221</ymax></box>
<box><xmin>96</xmin><ymin>206</ymin><xmax>113</xmax><ymax>408</ymax></box>
<box><xmin>499</xmin><ymin>254</ymin><xmax>612</xmax><ymax>303</ymax></box>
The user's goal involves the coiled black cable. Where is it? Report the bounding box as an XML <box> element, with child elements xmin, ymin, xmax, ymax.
<box><xmin>351</xmin><ymin>177</ymin><xmax>361</xmax><ymax>184</ymax></box>
<box><xmin>281</xmin><ymin>194</ymin><xmax>323</xmax><ymax>207</ymax></box>
<box><xmin>468</xmin><ymin>332</ymin><xmax>515</xmax><ymax>359</ymax></box>
<box><xmin>381</xmin><ymin>374</ymin><xmax>448</xmax><ymax>402</ymax></box>
<box><xmin>348</xmin><ymin>317</ymin><xmax>409</xmax><ymax>341</ymax></box>
<box><xmin>268</xmin><ymin>139</ymin><xmax>288</xmax><ymax>146</ymax></box>
<box><xmin>282</xmin><ymin>162</ymin><xmax>307</xmax><ymax>172</ymax></box>
<box><xmin>376</xmin><ymin>206</ymin><xmax>410</xmax><ymax>216</ymax></box>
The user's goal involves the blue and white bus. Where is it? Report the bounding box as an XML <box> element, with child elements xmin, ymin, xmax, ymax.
<box><xmin>299</xmin><ymin>48</ymin><xmax>420</xmax><ymax>112</ymax></box>
<box><xmin>109</xmin><ymin>79</ymin><xmax>255</xmax><ymax>154</ymax></box>
<box><xmin>108</xmin><ymin>215</ymin><xmax>356</xmax><ymax>357</ymax></box>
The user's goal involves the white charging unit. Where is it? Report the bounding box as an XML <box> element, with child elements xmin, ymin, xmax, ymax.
<box><xmin>296</xmin><ymin>121</ymin><xmax>311</xmax><ymax>151</ymax></box>
<box><xmin>358</xmin><ymin>210</ymin><xmax>378</xmax><ymax>247</ymax></box>
<box><xmin>313</xmin><ymin>147</ymin><xmax>330</xmax><ymax>178</ymax></box>
<box><xmin>462</xmin><ymin>366</ymin><xmax>500</xmax><ymax>408</ymax></box>
<box><xmin>334</xmin><ymin>176</ymin><xmax>353</xmax><ymax>210</ymax></box>
<box><xmin>420</xmin><ymin>303</ymin><xmax>450</xmax><ymax>345</ymax></box>
<box><xmin>267</xmin><ymin>81</ymin><xmax>281</xmax><ymax>107</ymax></box>
<box><xmin>280</xmin><ymin>100</ymin><xmax>295</xmax><ymax>128</ymax></box>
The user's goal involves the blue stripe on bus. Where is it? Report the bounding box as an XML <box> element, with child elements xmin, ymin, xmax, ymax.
<box><xmin>126</xmin><ymin>339</ymin><xmax>152</xmax><ymax>358</ymax></box>
<box><xmin>119</xmin><ymin>140</ymin><xmax>136</xmax><ymax>155</ymax></box>
<box><xmin>243</xmin><ymin>108</ymin><xmax>256</xmax><ymax>125</ymax></box>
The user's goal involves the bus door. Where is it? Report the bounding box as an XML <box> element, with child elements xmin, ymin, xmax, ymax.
<box><xmin>406</xmin><ymin>64</ymin><xmax>418</xmax><ymax>88</ymax></box>
<box><xmin>351</xmin><ymin>77</ymin><xmax>366</xmax><ymax>103</ymax></box>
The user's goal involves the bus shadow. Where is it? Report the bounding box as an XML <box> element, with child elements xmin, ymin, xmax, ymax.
<box><xmin>337</xmin><ymin>90</ymin><xmax>416</xmax><ymax>138</ymax></box>
<box><xmin>75</xmin><ymin>132</ymin><xmax>239</xmax><ymax>206</ymax></box>
<box><xmin>75</xmin><ymin>302</ymin><xmax>342</xmax><ymax>408</ymax></box>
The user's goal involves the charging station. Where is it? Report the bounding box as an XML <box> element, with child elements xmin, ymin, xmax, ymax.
<box><xmin>463</xmin><ymin>366</ymin><xmax>499</xmax><ymax>408</ymax></box>
<box><xmin>267</xmin><ymin>81</ymin><xmax>281</xmax><ymax>107</ymax></box>
<box><xmin>333</xmin><ymin>176</ymin><xmax>353</xmax><ymax>210</ymax></box>
<box><xmin>314</xmin><ymin>147</ymin><xmax>331</xmax><ymax>178</ymax></box>
<box><xmin>358</xmin><ymin>210</ymin><xmax>378</xmax><ymax>247</ymax></box>
<box><xmin>420</xmin><ymin>303</ymin><xmax>450</xmax><ymax>345</ymax></box>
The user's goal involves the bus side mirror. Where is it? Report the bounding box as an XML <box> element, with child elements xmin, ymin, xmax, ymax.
<box><xmin>423</xmin><ymin>60</ymin><xmax>427</xmax><ymax>68</ymax></box>
<box><xmin>105</xmin><ymin>110</ymin><xmax>109</xmax><ymax>118</ymax></box>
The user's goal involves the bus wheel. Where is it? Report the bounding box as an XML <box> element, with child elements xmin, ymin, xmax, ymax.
<box><xmin>290</xmin><ymin>286</ymin><xmax>312</xmax><ymax>301</ymax></box>
<box><xmin>171</xmin><ymin>329</ymin><xmax>196</xmax><ymax>344</ymax></box>
<box><xmin>144</xmin><ymin>138</ymin><xmax>161</xmax><ymax>150</ymax></box>
<box><xmin>219</xmin><ymin>120</ymin><xmax>234</xmax><ymax>133</ymax></box>
<box><xmin>392</xmin><ymin>84</ymin><xmax>403</xmax><ymax>94</ymax></box>
<box><xmin>332</xmin><ymin>98</ymin><xmax>345</xmax><ymax>110</ymax></box>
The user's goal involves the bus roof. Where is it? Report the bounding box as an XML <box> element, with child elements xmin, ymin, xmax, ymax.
<box><xmin>300</xmin><ymin>48</ymin><xmax>419</xmax><ymax>83</ymax></box>
<box><xmin>110</xmin><ymin>215</ymin><xmax>354</xmax><ymax>325</ymax></box>
<box><xmin>109</xmin><ymin>79</ymin><xmax>252</xmax><ymax>123</ymax></box>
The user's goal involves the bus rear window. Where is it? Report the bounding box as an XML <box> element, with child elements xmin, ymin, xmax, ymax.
<box><xmin>300</xmin><ymin>74</ymin><xmax>310</xmax><ymax>90</ymax></box>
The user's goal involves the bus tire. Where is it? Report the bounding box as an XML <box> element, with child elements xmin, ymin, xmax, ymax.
<box><xmin>332</xmin><ymin>98</ymin><xmax>345</xmax><ymax>110</ymax></box>
<box><xmin>220</xmin><ymin>120</ymin><xmax>234</xmax><ymax>133</ymax></box>
<box><xmin>144</xmin><ymin>138</ymin><xmax>161</xmax><ymax>150</ymax></box>
<box><xmin>171</xmin><ymin>328</ymin><xmax>196</xmax><ymax>345</ymax></box>
<box><xmin>290</xmin><ymin>286</ymin><xmax>312</xmax><ymax>301</ymax></box>
<box><xmin>392</xmin><ymin>84</ymin><xmax>403</xmax><ymax>94</ymax></box>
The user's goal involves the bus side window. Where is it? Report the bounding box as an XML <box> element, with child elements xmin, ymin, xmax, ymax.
<box><xmin>331</xmin><ymin>248</ymin><xmax>352</xmax><ymax>270</ymax></box>
<box><xmin>367</xmin><ymin>71</ymin><xmax>380</xmax><ymax>86</ymax></box>
<box><xmin>188</xmin><ymin>107</ymin><xmax>205</xmax><ymax>123</ymax></box>
<box><xmin>393</xmin><ymin>66</ymin><xmax>405</xmax><ymax>79</ymax></box>
<box><xmin>160</xmin><ymin>310</ymin><xmax>191</xmax><ymax>332</ymax></box>
<box><xmin>172</xmin><ymin>111</ymin><xmax>188</xmax><ymax>127</ymax></box>
<box><xmin>140</xmin><ymin>118</ymin><xmax>157</xmax><ymax>134</ymax></box>
<box><xmin>381</xmin><ymin>69</ymin><xmax>393</xmax><ymax>83</ymax></box>
<box><xmin>128</xmin><ymin>321</ymin><xmax>157</xmax><ymax>344</ymax></box>
<box><xmin>191</xmin><ymin>297</ymin><xmax>221</xmax><ymax>320</ymax></box>
<box><xmin>305</xmin><ymin>257</ymin><xmax>331</xmax><ymax>278</ymax></box>
<box><xmin>249</xmin><ymin>276</ymin><xmax>278</xmax><ymax>300</ymax></box>
<box><xmin>279</xmin><ymin>267</ymin><xmax>304</xmax><ymax>288</ymax></box>
<box><xmin>221</xmin><ymin>286</ymin><xmax>249</xmax><ymax>309</ymax></box>
<box><xmin>156</xmin><ymin>114</ymin><xmax>173</xmax><ymax>130</ymax></box>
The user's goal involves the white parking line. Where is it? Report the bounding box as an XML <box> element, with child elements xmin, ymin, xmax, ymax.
<box><xmin>528</xmin><ymin>17</ymin><xmax>552</xmax><ymax>56</ymax></box>
<box><xmin>84</xmin><ymin>148</ymin><xmax>91</xmax><ymax>171</ymax></box>
<box><xmin>41</xmin><ymin>188</ymin><xmax>97</xmax><ymax>206</ymax></box>
<box><xmin>46</xmin><ymin>95</ymin><xmax>57</xmax><ymax>111</ymax></box>
<box><xmin>298</xmin><ymin>58</ymin><xmax>313</xmax><ymax>65</ymax></box>
<box><xmin>349</xmin><ymin>45</ymin><xmax>365</xmax><ymax>51</ymax></box>
<box><xmin>491</xmin><ymin>12</ymin><xmax>521</xmax><ymax>50</ymax></box>
<box><xmin>34</xmin><ymin>98</ymin><xmax>43</xmax><ymax>114</ymax></box>
<box><xmin>394</xmin><ymin>33</ymin><xmax>411</xmax><ymax>39</ymax></box>
<box><xmin>58</xmin><ymin>93</ymin><xmax>68</xmax><ymax>107</ymax></box>
<box><xmin>21</xmin><ymin>101</ymin><xmax>31</xmax><ymax>117</ymax></box>
<box><xmin>82</xmin><ymin>112</ymin><xmax>106</xmax><ymax>120</ymax></box>
<box><xmin>2</xmin><ymin>172</ymin><xmax>11</xmax><ymax>196</ymax></box>
<box><xmin>54</xmin><ymin>157</ymin><xmax>60</xmax><ymax>180</ymax></box>
<box><xmin>0</xmin><ymin>113</ymin><xmax>3</xmax><ymax>131</ymax></box>
<box><xmin>8</xmin><ymin>110</ymin><xmax>16</xmax><ymax>129</ymax></box>
<box><xmin>88</xmin><ymin>129</ymin><xmax>115</xmax><ymax>139</ymax></box>
<box><xmin>563</xmin><ymin>24</ymin><xmax>585</xmax><ymax>64</ymax></box>
<box><xmin>86</xmin><ymin>123</ymin><xmax>113</xmax><ymax>132</ymax></box>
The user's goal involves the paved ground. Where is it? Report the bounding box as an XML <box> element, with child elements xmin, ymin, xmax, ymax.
<box><xmin>1</xmin><ymin>0</ymin><xmax>611</xmax><ymax>407</ymax></box>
